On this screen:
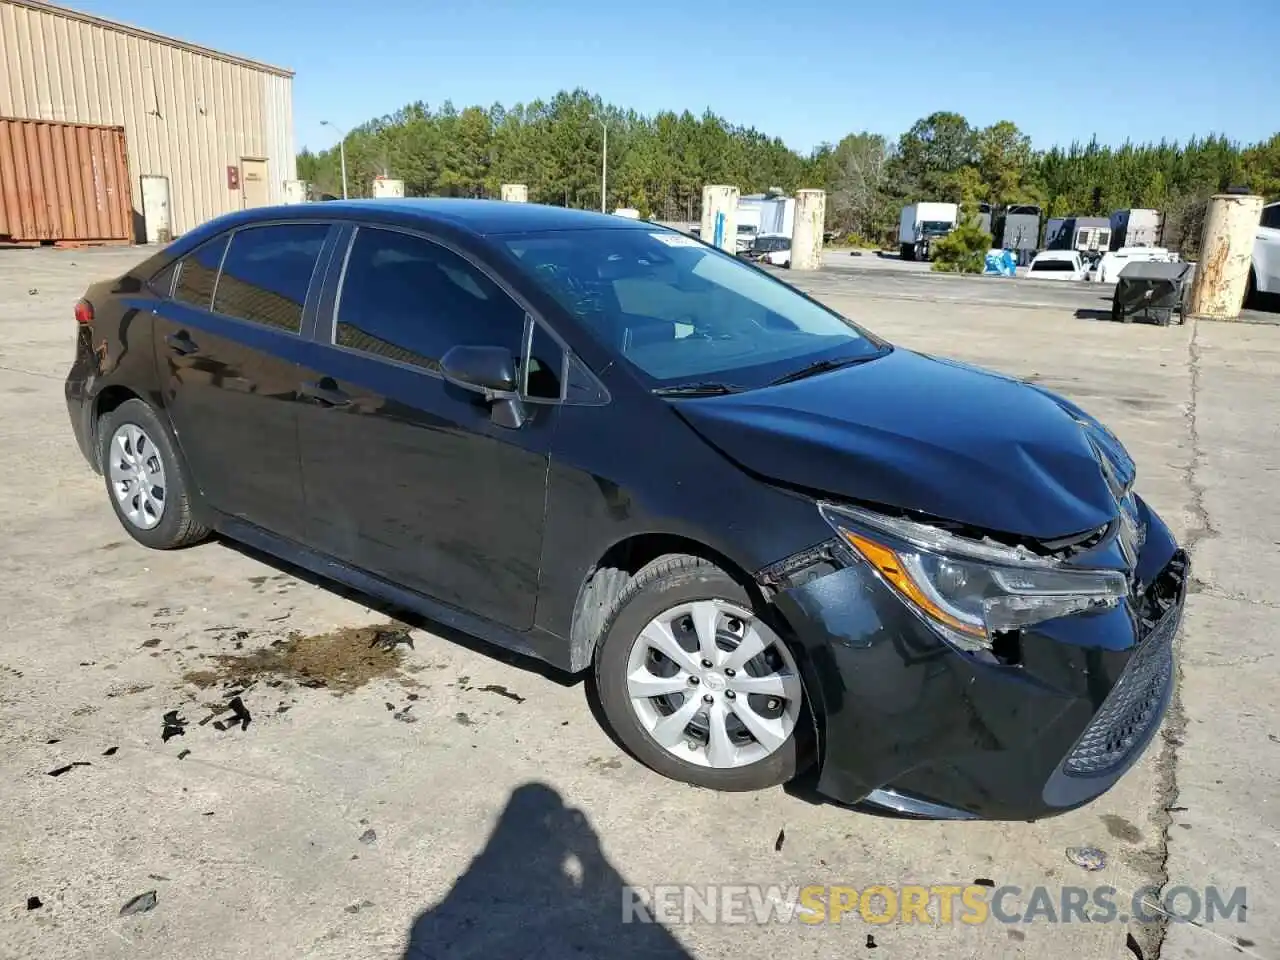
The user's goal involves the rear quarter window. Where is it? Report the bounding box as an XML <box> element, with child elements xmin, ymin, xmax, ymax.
<box><xmin>173</xmin><ymin>235</ymin><xmax>230</xmax><ymax>309</ymax></box>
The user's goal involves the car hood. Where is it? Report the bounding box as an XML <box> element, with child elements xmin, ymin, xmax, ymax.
<box><xmin>673</xmin><ymin>348</ymin><xmax>1124</xmax><ymax>541</ymax></box>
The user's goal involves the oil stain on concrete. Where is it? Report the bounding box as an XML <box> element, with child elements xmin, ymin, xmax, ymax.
<box><xmin>183</xmin><ymin>623</ymin><xmax>418</xmax><ymax>695</ymax></box>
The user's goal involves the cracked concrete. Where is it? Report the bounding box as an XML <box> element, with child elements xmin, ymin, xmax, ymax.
<box><xmin>1</xmin><ymin>249</ymin><xmax>1277</xmax><ymax>959</ymax></box>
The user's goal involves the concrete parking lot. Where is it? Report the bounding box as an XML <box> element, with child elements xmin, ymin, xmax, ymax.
<box><xmin>2</xmin><ymin>246</ymin><xmax>1277</xmax><ymax>960</ymax></box>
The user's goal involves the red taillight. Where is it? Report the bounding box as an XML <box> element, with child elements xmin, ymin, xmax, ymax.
<box><xmin>74</xmin><ymin>299</ymin><xmax>94</xmax><ymax>325</ymax></box>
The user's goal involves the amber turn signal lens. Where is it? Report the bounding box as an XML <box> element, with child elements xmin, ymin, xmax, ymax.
<box><xmin>840</xmin><ymin>530</ymin><xmax>988</xmax><ymax>638</ymax></box>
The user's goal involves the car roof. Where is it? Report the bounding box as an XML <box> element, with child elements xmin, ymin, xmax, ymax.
<box><xmin>1033</xmin><ymin>250</ymin><xmax>1080</xmax><ymax>259</ymax></box>
<box><xmin>274</xmin><ymin>198</ymin><xmax>653</xmax><ymax>237</ymax></box>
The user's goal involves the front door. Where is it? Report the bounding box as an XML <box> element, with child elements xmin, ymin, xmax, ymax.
<box><xmin>140</xmin><ymin>175</ymin><xmax>171</xmax><ymax>243</ymax></box>
<box><xmin>296</xmin><ymin>225</ymin><xmax>562</xmax><ymax>631</ymax></box>
<box><xmin>241</xmin><ymin>158</ymin><xmax>270</xmax><ymax>209</ymax></box>
<box><xmin>154</xmin><ymin>221</ymin><xmax>332</xmax><ymax>542</ymax></box>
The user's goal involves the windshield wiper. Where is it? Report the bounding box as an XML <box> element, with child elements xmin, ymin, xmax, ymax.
<box><xmin>768</xmin><ymin>354</ymin><xmax>879</xmax><ymax>386</ymax></box>
<box><xmin>651</xmin><ymin>382</ymin><xmax>743</xmax><ymax>397</ymax></box>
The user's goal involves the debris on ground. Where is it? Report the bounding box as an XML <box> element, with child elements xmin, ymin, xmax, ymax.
<box><xmin>974</xmin><ymin>878</ymin><xmax>995</xmax><ymax>887</ymax></box>
<box><xmin>148</xmin><ymin>874</ymin><xmax>171</xmax><ymax>882</ymax></box>
<box><xmin>47</xmin><ymin>761</ymin><xmax>91</xmax><ymax>777</ymax></box>
<box><xmin>344</xmin><ymin>899</ymin><xmax>375</xmax><ymax>914</ymax></box>
<box><xmin>161</xmin><ymin>711</ymin><xmax>186</xmax><ymax>742</ymax></box>
<box><xmin>102</xmin><ymin>746</ymin><xmax>118</xmax><ymax>756</ymax></box>
<box><xmin>369</xmin><ymin>626</ymin><xmax>413</xmax><ymax>651</ymax></box>
<box><xmin>212</xmin><ymin>696</ymin><xmax>252</xmax><ymax>732</ymax></box>
<box><xmin>26</xmin><ymin>896</ymin><xmax>42</xmax><ymax>910</ymax></box>
<box><xmin>1065</xmin><ymin>846</ymin><xmax>1107</xmax><ymax>871</ymax></box>
<box><xmin>177</xmin><ymin>749</ymin><xmax>190</xmax><ymax>760</ymax></box>
<box><xmin>479</xmin><ymin>684</ymin><xmax>525</xmax><ymax>703</ymax></box>
<box><xmin>46</xmin><ymin>738</ymin><xmax>60</xmax><ymax>745</ymax></box>
<box><xmin>358</xmin><ymin>828</ymin><xmax>377</xmax><ymax>844</ymax></box>
<box><xmin>774</xmin><ymin>828</ymin><xmax>786</xmax><ymax>852</ymax></box>
<box><xmin>1126</xmin><ymin>932</ymin><xmax>1145</xmax><ymax>960</ymax></box>
<box><xmin>865</xmin><ymin>933</ymin><xmax>877</xmax><ymax>949</ymax></box>
<box><xmin>454</xmin><ymin>712</ymin><xmax>474</xmax><ymax>726</ymax></box>
<box><xmin>184</xmin><ymin>623</ymin><xmax>415</xmax><ymax>694</ymax></box>
<box><xmin>119</xmin><ymin>891</ymin><xmax>158</xmax><ymax>916</ymax></box>
<box><xmin>391</xmin><ymin>704</ymin><xmax>417</xmax><ymax>724</ymax></box>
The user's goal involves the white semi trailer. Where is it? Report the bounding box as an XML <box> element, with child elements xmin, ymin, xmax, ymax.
<box><xmin>899</xmin><ymin>202</ymin><xmax>959</xmax><ymax>261</ymax></box>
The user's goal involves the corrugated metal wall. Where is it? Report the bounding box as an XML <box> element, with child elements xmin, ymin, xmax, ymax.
<box><xmin>0</xmin><ymin>0</ymin><xmax>296</xmax><ymax>237</ymax></box>
<box><xmin>0</xmin><ymin>117</ymin><xmax>133</xmax><ymax>243</ymax></box>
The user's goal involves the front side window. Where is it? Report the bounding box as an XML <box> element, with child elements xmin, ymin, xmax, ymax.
<box><xmin>334</xmin><ymin>227</ymin><xmax>526</xmax><ymax>375</ymax></box>
<box><xmin>502</xmin><ymin>228</ymin><xmax>884</xmax><ymax>390</ymax></box>
<box><xmin>173</xmin><ymin>234</ymin><xmax>229</xmax><ymax>309</ymax></box>
<box><xmin>212</xmin><ymin>223</ymin><xmax>329</xmax><ymax>333</ymax></box>
<box><xmin>1261</xmin><ymin>204</ymin><xmax>1280</xmax><ymax>230</ymax></box>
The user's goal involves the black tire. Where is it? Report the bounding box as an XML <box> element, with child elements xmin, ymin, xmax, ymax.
<box><xmin>98</xmin><ymin>398</ymin><xmax>210</xmax><ymax>550</ymax></box>
<box><xmin>1245</xmin><ymin>268</ymin><xmax>1257</xmax><ymax>309</ymax></box>
<box><xmin>593</xmin><ymin>554</ymin><xmax>813</xmax><ymax>792</ymax></box>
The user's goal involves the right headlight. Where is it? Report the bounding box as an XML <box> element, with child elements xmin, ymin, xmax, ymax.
<box><xmin>819</xmin><ymin>502</ymin><xmax>1128</xmax><ymax>653</ymax></box>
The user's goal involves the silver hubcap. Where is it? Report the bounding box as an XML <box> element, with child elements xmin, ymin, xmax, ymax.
<box><xmin>626</xmin><ymin>599</ymin><xmax>803</xmax><ymax>769</ymax></box>
<box><xmin>107</xmin><ymin>423</ymin><xmax>166</xmax><ymax>530</ymax></box>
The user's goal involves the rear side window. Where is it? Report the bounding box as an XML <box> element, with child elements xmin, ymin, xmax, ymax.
<box><xmin>212</xmin><ymin>223</ymin><xmax>329</xmax><ymax>333</ymax></box>
<box><xmin>1262</xmin><ymin>205</ymin><xmax>1280</xmax><ymax>230</ymax></box>
<box><xmin>334</xmin><ymin>227</ymin><xmax>526</xmax><ymax>373</ymax></box>
<box><xmin>1032</xmin><ymin>259</ymin><xmax>1076</xmax><ymax>272</ymax></box>
<box><xmin>173</xmin><ymin>235</ymin><xmax>229</xmax><ymax>309</ymax></box>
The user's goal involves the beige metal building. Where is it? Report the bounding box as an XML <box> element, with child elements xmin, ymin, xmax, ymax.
<box><xmin>0</xmin><ymin>0</ymin><xmax>295</xmax><ymax>242</ymax></box>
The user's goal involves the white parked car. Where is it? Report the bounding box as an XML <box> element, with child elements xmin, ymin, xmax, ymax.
<box><xmin>747</xmin><ymin>233</ymin><xmax>792</xmax><ymax>267</ymax></box>
<box><xmin>1026</xmin><ymin>250</ymin><xmax>1087</xmax><ymax>281</ymax></box>
<box><xmin>1093</xmin><ymin>246</ymin><xmax>1178</xmax><ymax>283</ymax></box>
<box><xmin>1249</xmin><ymin>200</ymin><xmax>1280</xmax><ymax>302</ymax></box>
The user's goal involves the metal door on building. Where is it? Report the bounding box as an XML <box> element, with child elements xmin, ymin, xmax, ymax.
<box><xmin>240</xmin><ymin>158</ymin><xmax>269</xmax><ymax>208</ymax></box>
<box><xmin>140</xmin><ymin>175</ymin><xmax>172</xmax><ymax>243</ymax></box>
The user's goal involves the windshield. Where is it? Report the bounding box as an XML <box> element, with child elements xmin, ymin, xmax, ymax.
<box><xmin>920</xmin><ymin>220</ymin><xmax>953</xmax><ymax>236</ymax></box>
<box><xmin>502</xmin><ymin>228</ymin><xmax>885</xmax><ymax>390</ymax></box>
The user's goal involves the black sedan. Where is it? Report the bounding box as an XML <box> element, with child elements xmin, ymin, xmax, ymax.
<box><xmin>65</xmin><ymin>199</ymin><xmax>1186</xmax><ymax>820</ymax></box>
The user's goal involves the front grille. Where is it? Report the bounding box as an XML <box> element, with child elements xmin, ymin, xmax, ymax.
<box><xmin>1062</xmin><ymin>552</ymin><xmax>1187</xmax><ymax>778</ymax></box>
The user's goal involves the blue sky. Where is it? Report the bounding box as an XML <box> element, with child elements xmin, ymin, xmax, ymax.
<box><xmin>66</xmin><ymin>0</ymin><xmax>1277</xmax><ymax>155</ymax></box>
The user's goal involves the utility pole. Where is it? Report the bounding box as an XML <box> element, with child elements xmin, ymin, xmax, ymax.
<box><xmin>320</xmin><ymin>119</ymin><xmax>348</xmax><ymax>199</ymax></box>
<box><xmin>599</xmin><ymin>119</ymin><xmax>609</xmax><ymax>212</ymax></box>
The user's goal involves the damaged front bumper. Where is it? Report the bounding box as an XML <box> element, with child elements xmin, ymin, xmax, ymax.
<box><xmin>759</xmin><ymin>501</ymin><xmax>1187</xmax><ymax>822</ymax></box>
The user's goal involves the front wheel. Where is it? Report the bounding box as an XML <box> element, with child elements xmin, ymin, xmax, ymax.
<box><xmin>594</xmin><ymin>555</ymin><xmax>813</xmax><ymax>791</ymax></box>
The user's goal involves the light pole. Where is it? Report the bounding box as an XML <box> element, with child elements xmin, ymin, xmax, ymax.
<box><xmin>599</xmin><ymin>118</ymin><xmax>608</xmax><ymax>213</ymax></box>
<box><xmin>320</xmin><ymin>119</ymin><xmax>348</xmax><ymax>199</ymax></box>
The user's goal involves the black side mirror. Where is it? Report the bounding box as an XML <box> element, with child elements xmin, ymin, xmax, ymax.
<box><xmin>440</xmin><ymin>344</ymin><xmax>526</xmax><ymax>429</ymax></box>
<box><xmin>441</xmin><ymin>345</ymin><xmax>517</xmax><ymax>397</ymax></box>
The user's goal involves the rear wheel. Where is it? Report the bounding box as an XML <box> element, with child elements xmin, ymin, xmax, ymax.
<box><xmin>594</xmin><ymin>555</ymin><xmax>812</xmax><ymax>791</ymax></box>
<box><xmin>98</xmin><ymin>399</ymin><xmax>209</xmax><ymax>550</ymax></box>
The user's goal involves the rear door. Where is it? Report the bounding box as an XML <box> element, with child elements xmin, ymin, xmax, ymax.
<box><xmin>153</xmin><ymin>221</ymin><xmax>333</xmax><ymax>542</ymax></box>
<box><xmin>295</xmin><ymin>224</ymin><xmax>564</xmax><ymax>631</ymax></box>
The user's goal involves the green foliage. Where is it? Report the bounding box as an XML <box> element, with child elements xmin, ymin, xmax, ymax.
<box><xmin>301</xmin><ymin>90</ymin><xmax>1280</xmax><ymax>254</ymax></box>
<box><xmin>930</xmin><ymin>202</ymin><xmax>992</xmax><ymax>273</ymax></box>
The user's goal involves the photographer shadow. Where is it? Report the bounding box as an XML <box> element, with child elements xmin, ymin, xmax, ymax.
<box><xmin>403</xmin><ymin>782</ymin><xmax>692</xmax><ymax>959</ymax></box>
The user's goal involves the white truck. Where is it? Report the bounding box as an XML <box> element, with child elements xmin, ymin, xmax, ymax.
<box><xmin>899</xmin><ymin>202</ymin><xmax>959</xmax><ymax>261</ymax></box>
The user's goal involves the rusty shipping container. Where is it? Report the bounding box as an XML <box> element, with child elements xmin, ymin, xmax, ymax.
<box><xmin>0</xmin><ymin>117</ymin><xmax>133</xmax><ymax>245</ymax></box>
